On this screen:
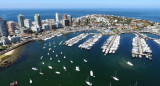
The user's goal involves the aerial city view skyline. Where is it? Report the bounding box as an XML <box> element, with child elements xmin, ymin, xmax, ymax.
<box><xmin>0</xmin><ymin>0</ymin><xmax>160</xmax><ymax>86</ymax></box>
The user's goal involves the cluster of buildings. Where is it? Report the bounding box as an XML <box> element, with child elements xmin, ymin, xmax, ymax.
<box><xmin>0</xmin><ymin>13</ymin><xmax>72</xmax><ymax>47</ymax></box>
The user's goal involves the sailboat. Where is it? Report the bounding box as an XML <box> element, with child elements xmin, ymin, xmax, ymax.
<box><xmin>111</xmin><ymin>71</ymin><xmax>119</xmax><ymax>81</ymax></box>
<box><xmin>123</xmin><ymin>59</ymin><xmax>133</xmax><ymax>66</ymax></box>
<box><xmin>39</xmin><ymin>69</ymin><xmax>44</xmax><ymax>75</ymax></box>
<box><xmin>30</xmin><ymin>78</ymin><xmax>32</xmax><ymax>84</ymax></box>
<box><xmin>86</xmin><ymin>76</ymin><xmax>92</xmax><ymax>86</ymax></box>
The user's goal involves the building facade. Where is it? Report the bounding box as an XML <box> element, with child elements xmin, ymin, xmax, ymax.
<box><xmin>0</xmin><ymin>18</ymin><xmax>9</xmax><ymax>37</ymax></box>
<box><xmin>17</xmin><ymin>14</ymin><xmax>25</xmax><ymax>27</ymax></box>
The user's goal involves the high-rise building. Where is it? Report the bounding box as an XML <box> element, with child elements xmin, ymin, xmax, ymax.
<box><xmin>55</xmin><ymin>13</ymin><xmax>60</xmax><ymax>23</ymax></box>
<box><xmin>67</xmin><ymin>15</ymin><xmax>72</xmax><ymax>26</ymax></box>
<box><xmin>63</xmin><ymin>15</ymin><xmax>67</xmax><ymax>20</ymax></box>
<box><xmin>24</xmin><ymin>19</ymin><xmax>32</xmax><ymax>28</ymax></box>
<box><xmin>62</xmin><ymin>19</ymin><xmax>70</xmax><ymax>26</ymax></box>
<box><xmin>17</xmin><ymin>14</ymin><xmax>25</xmax><ymax>27</ymax></box>
<box><xmin>34</xmin><ymin>14</ymin><xmax>42</xmax><ymax>27</ymax></box>
<box><xmin>7</xmin><ymin>21</ymin><xmax>16</xmax><ymax>34</ymax></box>
<box><xmin>0</xmin><ymin>18</ymin><xmax>9</xmax><ymax>37</ymax></box>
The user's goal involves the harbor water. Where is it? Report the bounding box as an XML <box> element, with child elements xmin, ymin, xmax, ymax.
<box><xmin>0</xmin><ymin>32</ymin><xmax>160</xmax><ymax>86</ymax></box>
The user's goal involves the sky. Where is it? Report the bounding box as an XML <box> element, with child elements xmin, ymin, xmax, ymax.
<box><xmin>0</xmin><ymin>0</ymin><xmax>160</xmax><ymax>9</ymax></box>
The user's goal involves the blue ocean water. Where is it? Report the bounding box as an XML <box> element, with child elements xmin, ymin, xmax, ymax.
<box><xmin>0</xmin><ymin>8</ymin><xmax>160</xmax><ymax>22</ymax></box>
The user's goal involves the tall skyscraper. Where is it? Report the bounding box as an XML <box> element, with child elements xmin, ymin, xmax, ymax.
<box><xmin>63</xmin><ymin>14</ymin><xmax>67</xmax><ymax>20</ymax></box>
<box><xmin>17</xmin><ymin>14</ymin><xmax>25</xmax><ymax>27</ymax></box>
<box><xmin>24</xmin><ymin>19</ymin><xmax>32</xmax><ymax>28</ymax></box>
<box><xmin>7</xmin><ymin>21</ymin><xmax>16</xmax><ymax>34</ymax></box>
<box><xmin>0</xmin><ymin>18</ymin><xmax>9</xmax><ymax>37</ymax></box>
<box><xmin>55</xmin><ymin>13</ymin><xmax>60</xmax><ymax>23</ymax></box>
<box><xmin>67</xmin><ymin>15</ymin><xmax>72</xmax><ymax>26</ymax></box>
<box><xmin>34</xmin><ymin>14</ymin><xmax>42</xmax><ymax>27</ymax></box>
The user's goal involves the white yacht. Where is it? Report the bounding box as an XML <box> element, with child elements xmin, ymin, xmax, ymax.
<box><xmin>30</xmin><ymin>78</ymin><xmax>32</xmax><ymax>84</ymax></box>
<box><xmin>84</xmin><ymin>59</ymin><xmax>88</xmax><ymax>63</ymax></box>
<box><xmin>63</xmin><ymin>66</ymin><xmax>67</xmax><ymax>71</ymax></box>
<box><xmin>55</xmin><ymin>71</ymin><xmax>61</xmax><ymax>74</ymax></box>
<box><xmin>32</xmin><ymin>67</ymin><xmax>38</xmax><ymax>71</ymax></box>
<box><xmin>70</xmin><ymin>60</ymin><xmax>73</xmax><ymax>63</ymax></box>
<box><xmin>76</xmin><ymin>66</ymin><xmax>80</xmax><ymax>71</ymax></box>
<box><xmin>39</xmin><ymin>69</ymin><xmax>44</xmax><ymax>75</ymax></box>
<box><xmin>90</xmin><ymin>70</ymin><xmax>95</xmax><ymax>77</ymax></box>
<box><xmin>48</xmin><ymin>66</ymin><xmax>53</xmax><ymax>69</ymax></box>
<box><xmin>123</xmin><ymin>59</ymin><xmax>134</xmax><ymax>66</ymax></box>
<box><xmin>111</xmin><ymin>72</ymin><xmax>119</xmax><ymax>81</ymax></box>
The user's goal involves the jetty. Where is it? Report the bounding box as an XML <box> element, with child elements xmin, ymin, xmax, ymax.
<box><xmin>64</xmin><ymin>33</ymin><xmax>89</xmax><ymax>46</ymax></box>
<box><xmin>101</xmin><ymin>35</ymin><xmax>120</xmax><ymax>55</ymax></box>
<box><xmin>79</xmin><ymin>34</ymin><xmax>102</xmax><ymax>50</ymax></box>
<box><xmin>132</xmin><ymin>34</ymin><xmax>152</xmax><ymax>60</ymax></box>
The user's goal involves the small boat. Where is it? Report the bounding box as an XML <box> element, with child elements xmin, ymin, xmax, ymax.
<box><xmin>48</xmin><ymin>66</ymin><xmax>53</xmax><ymax>69</ymax></box>
<box><xmin>63</xmin><ymin>66</ymin><xmax>67</xmax><ymax>71</ymax></box>
<box><xmin>49</xmin><ymin>48</ymin><xmax>51</xmax><ymax>51</ymax></box>
<box><xmin>86</xmin><ymin>76</ymin><xmax>92</xmax><ymax>86</ymax></box>
<box><xmin>53</xmin><ymin>51</ymin><xmax>54</xmax><ymax>53</ymax></box>
<box><xmin>76</xmin><ymin>66</ymin><xmax>80</xmax><ymax>71</ymax></box>
<box><xmin>40</xmin><ymin>56</ymin><xmax>43</xmax><ymax>60</ymax></box>
<box><xmin>10</xmin><ymin>81</ymin><xmax>18</xmax><ymax>86</ymax></box>
<box><xmin>54</xmin><ymin>46</ymin><xmax>56</xmax><ymax>48</ymax></box>
<box><xmin>55</xmin><ymin>71</ymin><xmax>61</xmax><ymax>74</ymax></box>
<box><xmin>39</xmin><ymin>69</ymin><xmax>44</xmax><ymax>75</ymax></box>
<box><xmin>30</xmin><ymin>78</ymin><xmax>32</xmax><ymax>84</ymax></box>
<box><xmin>43</xmin><ymin>47</ymin><xmax>45</xmax><ymax>49</ymax></box>
<box><xmin>70</xmin><ymin>60</ymin><xmax>73</xmax><ymax>63</ymax></box>
<box><xmin>64</xmin><ymin>56</ymin><xmax>66</xmax><ymax>59</ymax></box>
<box><xmin>84</xmin><ymin>59</ymin><xmax>88</xmax><ymax>63</ymax></box>
<box><xmin>48</xmin><ymin>53</ymin><xmax>50</xmax><ymax>55</ymax></box>
<box><xmin>90</xmin><ymin>70</ymin><xmax>95</xmax><ymax>77</ymax></box>
<box><xmin>60</xmin><ymin>52</ymin><xmax>63</xmax><ymax>54</ymax></box>
<box><xmin>42</xmin><ymin>62</ymin><xmax>44</xmax><ymax>65</ymax></box>
<box><xmin>50</xmin><ymin>58</ymin><xmax>52</xmax><ymax>60</ymax></box>
<box><xmin>123</xmin><ymin>59</ymin><xmax>133</xmax><ymax>66</ymax></box>
<box><xmin>32</xmin><ymin>67</ymin><xmax>38</xmax><ymax>71</ymax></box>
<box><xmin>86</xmin><ymin>81</ymin><xmax>92</xmax><ymax>86</ymax></box>
<box><xmin>56</xmin><ymin>54</ymin><xmax>58</xmax><ymax>57</ymax></box>
<box><xmin>111</xmin><ymin>71</ymin><xmax>119</xmax><ymax>81</ymax></box>
<box><xmin>58</xmin><ymin>60</ymin><xmax>60</xmax><ymax>63</ymax></box>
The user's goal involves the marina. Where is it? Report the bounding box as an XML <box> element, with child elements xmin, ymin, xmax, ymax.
<box><xmin>101</xmin><ymin>35</ymin><xmax>120</xmax><ymax>55</ymax></box>
<box><xmin>78</xmin><ymin>34</ymin><xmax>102</xmax><ymax>50</ymax></box>
<box><xmin>64</xmin><ymin>33</ymin><xmax>89</xmax><ymax>46</ymax></box>
<box><xmin>132</xmin><ymin>34</ymin><xmax>152</xmax><ymax>60</ymax></box>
